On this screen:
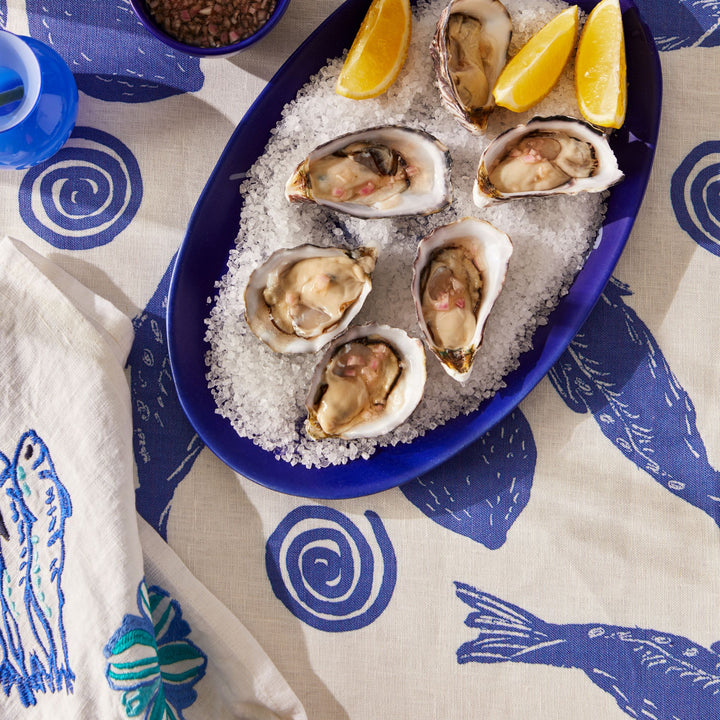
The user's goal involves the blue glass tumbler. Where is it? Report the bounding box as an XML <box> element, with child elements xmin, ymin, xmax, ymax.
<box><xmin>0</xmin><ymin>29</ymin><xmax>78</xmax><ymax>170</ymax></box>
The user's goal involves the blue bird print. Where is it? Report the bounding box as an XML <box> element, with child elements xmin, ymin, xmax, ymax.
<box><xmin>0</xmin><ymin>432</ymin><xmax>73</xmax><ymax>705</ymax></box>
<box><xmin>549</xmin><ymin>277</ymin><xmax>720</xmax><ymax>529</ymax></box>
<box><xmin>455</xmin><ymin>583</ymin><xmax>720</xmax><ymax>719</ymax></box>
<box><xmin>26</xmin><ymin>0</ymin><xmax>204</xmax><ymax>102</ymax></box>
<box><xmin>129</xmin><ymin>258</ymin><xmax>204</xmax><ymax>539</ymax></box>
<box><xmin>401</xmin><ymin>409</ymin><xmax>535</xmax><ymax>549</ymax></box>
<box><xmin>634</xmin><ymin>0</ymin><xmax>720</xmax><ymax>50</ymax></box>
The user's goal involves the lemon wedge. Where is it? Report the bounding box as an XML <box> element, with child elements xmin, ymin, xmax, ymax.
<box><xmin>336</xmin><ymin>0</ymin><xmax>412</xmax><ymax>100</ymax></box>
<box><xmin>493</xmin><ymin>5</ymin><xmax>579</xmax><ymax>113</ymax></box>
<box><xmin>575</xmin><ymin>0</ymin><xmax>627</xmax><ymax>128</ymax></box>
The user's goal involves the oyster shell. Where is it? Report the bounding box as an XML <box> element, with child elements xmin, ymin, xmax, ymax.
<box><xmin>412</xmin><ymin>217</ymin><xmax>513</xmax><ymax>382</ymax></box>
<box><xmin>431</xmin><ymin>0</ymin><xmax>512</xmax><ymax>134</ymax></box>
<box><xmin>474</xmin><ymin>116</ymin><xmax>624</xmax><ymax>206</ymax></box>
<box><xmin>285</xmin><ymin>126</ymin><xmax>452</xmax><ymax>218</ymax></box>
<box><xmin>305</xmin><ymin>324</ymin><xmax>426</xmax><ymax>440</ymax></box>
<box><xmin>244</xmin><ymin>244</ymin><xmax>377</xmax><ymax>353</ymax></box>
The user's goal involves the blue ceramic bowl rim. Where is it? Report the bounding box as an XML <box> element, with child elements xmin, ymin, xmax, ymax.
<box><xmin>128</xmin><ymin>0</ymin><xmax>293</xmax><ymax>57</ymax></box>
<box><xmin>167</xmin><ymin>0</ymin><xmax>662</xmax><ymax>499</ymax></box>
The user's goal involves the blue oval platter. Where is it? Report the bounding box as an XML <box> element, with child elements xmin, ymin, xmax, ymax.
<box><xmin>167</xmin><ymin>0</ymin><xmax>662</xmax><ymax>499</ymax></box>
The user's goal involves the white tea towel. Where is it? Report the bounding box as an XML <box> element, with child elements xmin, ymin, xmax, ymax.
<box><xmin>0</xmin><ymin>236</ymin><xmax>306</xmax><ymax>720</ymax></box>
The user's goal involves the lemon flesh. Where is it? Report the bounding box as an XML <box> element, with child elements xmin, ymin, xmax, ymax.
<box><xmin>493</xmin><ymin>5</ymin><xmax>579</xmax><ymax>113</ymax></box>
<box><xmin>336</xmin><ymin>0</ymin><xmax>412</xmax><ymax>100</ymax></box>
<box><xmin>575</xmin><ymin>0</ymin><xmax>627</xmax><ymax>129</ymax></box>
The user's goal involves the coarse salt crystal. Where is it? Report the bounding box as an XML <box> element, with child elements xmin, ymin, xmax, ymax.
<box><xmin>205</xmin><ymin>0</ymin><xmax>607</xmax><ymax>469</ymax></box>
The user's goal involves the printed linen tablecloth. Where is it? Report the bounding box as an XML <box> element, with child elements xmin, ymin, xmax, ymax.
<box><xmin>0</xmin><ymin>1</ymin><xmax>719</xmax><ymax>719</ymax></box>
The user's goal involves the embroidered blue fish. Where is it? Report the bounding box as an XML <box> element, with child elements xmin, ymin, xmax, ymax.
<box><xmin>401</xmin><ymin>409</ymin><xmax>535</xmax><ymax>549</ymax></box>
<box><xmin>27</xmin><ymin>0</ymin><xmax>204</xmax><ymax>102</ymax></box>
<box><xmin>129</xmin><ymin>258</ymin><xmax>204</xmax><ymax>539</ymax></box>
<box><xmin>549</xmin><ymin>277</ymin><xmax>720</xmax><ymax>529</ymax></box>
<box><xmin>456</xmin><ymin>582</ymin><xmax>720</xmax><ymax>719</ymax></box>
<box><xmin>0</xmin><ymin>454</ymin><xmax>26</xmax><ymax>703</ymax></box>
<box><xmin>634</xmin><ymin>0</ymin><xmax>720</xmax><ymax>50</ymax></box>
<box><xmin>0</xmin><ymin>446</ymin><xmax>50</xmax><ymax>689</ymax></box>
<box><xmin>0</xmin><ymin>432</ymin><xmax>73</xmax><ymax>705</ymax></box>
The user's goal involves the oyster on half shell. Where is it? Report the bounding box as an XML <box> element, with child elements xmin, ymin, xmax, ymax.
<box><xmin>305</xmin><ymin>324</ymin><xmax>426</xmax><ymax>440</ymax></box>
<box><xmin>474</xmin><ymin>116</ymin><xmax>624</xmax><ymax>206</ymax></box>
<box><xmin>285</xmin><ymin>126</ymin><xmax>452</xmax><ymax>218</ymax></box>
<box><xmin>244</xmin><ymin>244</ymin><xmax>377</xmax><ymax>353</ymax></box>
<box><xmin>412</xmin><ymin>217</ymin><xmax>513</xmax><ymax>382</ymax></box>
<box><xmin>431</xmin><ymin>0</ymin><xmax>513</xmax><ymax>134</ymax></box>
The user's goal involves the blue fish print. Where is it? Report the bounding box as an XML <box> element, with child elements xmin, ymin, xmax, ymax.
<box><xmin>671</xmin><ymin>141</ymin><xmax>720</xmax><ymax>257</ymax></box>
<box><xmin>634</xmin><ymin>0</ymin><xmax>720</xmax><ymax>50</ymax></box>
<box><xmin>455</xmin><ymin>582</ymin><xmax>720</xmax><ymax>719</ymax></box>
<box><xmin>129</xmin><ymin>258</ymin><xmax>204</xmax><ymax>539</ymax></box>
<box><xmin>401</xmin><ymin>409</ymin><xmax>535</xmax><ymax>550</ymax></box>
<box><xmin>27</xmin><ymin>0</ymin><xmax>204</xmax><ymax>102</ymax></box>
<box><xmin>549</xmin><ymin>277</ymin><xmax>720</xmax><ymax>529</ymax></box>
<box><xmin>0</xmin><ymin>431</ymin><xmax>73</xmax><ymax>707</ymax></box>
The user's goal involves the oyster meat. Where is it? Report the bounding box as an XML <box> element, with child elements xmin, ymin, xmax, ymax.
<box><xmin>431</xmin><ymin>0</ymin><xmax>512</xmax><ymax>134</ymax></box>
<box><xmin>285</xmin><ymin>126</ymin><xmax>452</xmax><ymax>218</ymax></box>
<box><xmin>244</xmin><ymin>244</ymin><xmax>377</xmax><ymax>353</ymax></box>
<box><xmin>474</xmin><ymin>116</ymin><xmax>624</xmax><ymax>206</ymax></box>
<box><xmin>412</xmin><ymin>217</ymin><xmax>513</xmax><ymax>382</ymax></box>
<box><xmin>305</xmin><ymin>324</ymin><xmax>426</xmax><ymax>440</ymax></box>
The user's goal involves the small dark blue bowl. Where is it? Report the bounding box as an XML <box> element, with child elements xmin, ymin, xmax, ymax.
<box><xmin>129</xmin><ymin>0</ymin><xmax>293</xmax><ymax>58</ymax></box>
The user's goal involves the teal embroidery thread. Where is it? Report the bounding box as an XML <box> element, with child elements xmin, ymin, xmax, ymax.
<box><xmin>105</xmin><ymin>581</ymin><xmax>207</xmax><ymax>719</ymax></box>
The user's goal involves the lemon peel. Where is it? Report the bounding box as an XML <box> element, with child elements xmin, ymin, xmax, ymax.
<box><xmin>493</xmin><ymin>5</ymin><xmax>579</xmax><ymax>113</ymax></box>
<box><xmin>336</xmin><ymin>0</ymin><xmax>412</xmax><ymax>100</ymax></box>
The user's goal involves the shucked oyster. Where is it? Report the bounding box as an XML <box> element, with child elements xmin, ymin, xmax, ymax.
<box><xmin>474</xmin><ymin>116</ymin><xmax>624</xmax><ymax>206</ymax></box>
<box><xmin>244</xmin><ymin>244</ymin><xmax>377</xmax><ymax>353</ymax></box>
<box><xmin>285</xmin><ymin>126</ymin><xmax>452</xmax><ymax>218</ymax></box>
<box><xmin>305</xmin><ymin>324</ymin><xmax>426</xmax><ymax>440</ymax></box>
<box><xmin>412</xmin><ymin>217</ymin><xmax>513</xmax><ymax>382</ymax></box>
<box><xmin>431</xmin><ymin>0</ymin><xmax>512</xmax><ymax>134</ymax></box>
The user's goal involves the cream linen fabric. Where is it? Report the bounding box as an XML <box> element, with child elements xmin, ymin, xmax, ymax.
<box><xmin>0</xmin><ymin>1</ymin><xmax>718</xmax><ymax>719</ymax></box>
<box><xmin>0</xmin><ymin>236</ymin><xmax>306</xmax><ymax>719</ymax></box>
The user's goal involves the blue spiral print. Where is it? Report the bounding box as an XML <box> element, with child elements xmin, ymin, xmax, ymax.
<box><xmin>634</xmin><ymin>0</ymin><xmax>720</xmax><ymax>50</ymax></box>
<box><xmin>456</xmin><ymin>583</ymin><xmax>720</xmax><ymax>719</ymax></box>
<box><xmin>18</xmin><ymin>126</ymin><xmax>142</xmax><ymax>250</ymax></box>
<box><xmin>27</xmin><ymin>0</ymin><xmax>204</xmax><ymax>103</ymax></box>
<box><xmin>0</xmin><ymin>2</ymin><xmax>6</xmax><ymax>29</ymax></box>
<box><xmin>671</xmin><ymin>141</ymin><xmax>720</xmax><ymax>256</ymax></box>
<box><xmin>266</xmin><ymin>507</ymin><xmax>396</xmax><ymax>632</ymax></box>
<box><xmin>401</xmin><ymin>409</ymin><xmax>535</xmax><ymax>550</ymax></box>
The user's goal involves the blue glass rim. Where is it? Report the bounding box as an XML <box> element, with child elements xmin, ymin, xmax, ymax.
<box><xmin>128</xmin><ymin>0</ymin><xmax>294</xmax><ymax>57</ymax></box>
<box><xmin>167</xmin><ymin>0</ymin><xmax>663</xmax><ymax>499</ymax></box>
<box><xmin>0</xmin><ymin>33</ymin><xmax>78</xmax><ymax>169</ymax></box>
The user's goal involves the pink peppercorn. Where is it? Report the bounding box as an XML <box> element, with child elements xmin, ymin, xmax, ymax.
<box><xmin>144</xmin><ymin>0</ymin><xmax>278</xmax><ymax>48</ymax></box>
